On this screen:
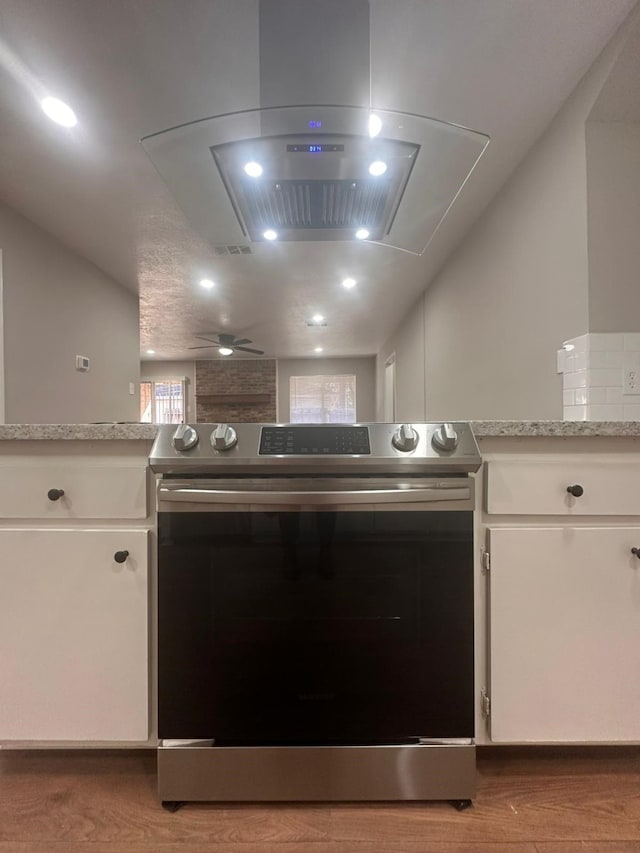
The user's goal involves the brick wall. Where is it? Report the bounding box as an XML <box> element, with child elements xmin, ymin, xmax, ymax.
<box><xmin>195</xmin><ymin>359</ymin><xmax>277</xmax><ymax>422</ymax></box>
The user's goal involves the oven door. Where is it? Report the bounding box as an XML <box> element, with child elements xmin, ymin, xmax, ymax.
<box><xmin>157</xmin><ymin>477</ymin><xmax>475</xmax><ymax>744</ymax></box>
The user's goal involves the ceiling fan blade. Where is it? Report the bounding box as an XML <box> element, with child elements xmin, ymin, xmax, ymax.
<box><xmin>194</xmin><ymin>336</ymin><xmax>220</xmax><ymax>343</ymax></box>
<box><xmin>232</xmin><ymin>338</ymin><xmax>252</xmax><ymax>346</ymax></box>
<box><xmin>235</xmin><ymin>346</ymin><xmax>264</xmax><ymax>355</ymax></box>
<box><xmin>188</xmin><ymin>344</ymin><xmax>218</xmax><ymax>349</ymax></box>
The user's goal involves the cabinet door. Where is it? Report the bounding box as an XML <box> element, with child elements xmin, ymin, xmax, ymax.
<box><xmin>0</xmin><ymin>529</ymin><xmax>148</xmax><ymax>741</ymax></box>
<box><xmin>488</xmin><ymin>526</ymin><xmax>640</xmax><ymax>742</ymax></box>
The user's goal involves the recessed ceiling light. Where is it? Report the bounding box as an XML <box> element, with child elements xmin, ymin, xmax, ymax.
<box><xmin>218</xmin><ymin>346</ymin><xmax>234</xmax><ymax>356</ymax></box>
<box><xmin>355</xmin><ymin>228</ymin><xmax>370</xmax><ymax>240</ymax></box>
<box><xmin>563</xmin><ymin>343</ymin><xmax>575</xmax><ymax>351</ymax></box>
<box><xmin>312</xmin><ymin>313</ymin><xmax>325</xmax><ymax>324</ymax></box>
<box><xmin>146</xmin><ymin>349</ymin><xmax>155</xmax><ymax>355</ymax></box>
<box><xmin>368</xmin><ymin>160</ymin><xmax>387</xmax><ymax>177</ymax></box>
<box><xmin>314</xmin><ymin>347</ymin><xmax>324</xmax><ymax>354</ymax></box>
<box><xmin>41</xmin><ymin>96</ymin><xmax>77</xmax><ymax>127</ymax></box>
<box><xmin>342</xmin><ymin>277</ymin><xmax>357</xmax><ymax>289</ymax></box>
<box><xmin>199</xmin><ymin>278</ymin><xmax>215</xmax><ymax>289</ymax></box>
<box><xmin>263</xmin><ymin>229</ymin><xmax>278</xmax><ymax>240</ymax></box>
<box><xmin>368</xmin><ymin>114</ymin><xmax>382</xmax><ymax>138</ymax></box>
<box><xmin>244</xmin><ymin>161</ymin><xmax>263</xmax><ymax>177</ymax></box>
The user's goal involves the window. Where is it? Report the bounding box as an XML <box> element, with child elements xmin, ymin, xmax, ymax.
<box><xmin>140</xmin><ymin>379</ymin><xmax>185</xmax><ymax>424</ymax></box>
<box><xmin>289</xmin><ymin>374</ymin><xmax>356</xmax><ymax>423</ymax></box>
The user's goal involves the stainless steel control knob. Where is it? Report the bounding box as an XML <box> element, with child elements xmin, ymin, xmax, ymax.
<box><xmin>212</xmin><ymin>423</ymin><xmax>238</xmax><ymax>451</ymax></box>
<box><xmin>172</xmin><ymin>424</ymin><xmax>198</xmax><ymax>451</ymax></box>
<box><xmin>432</xmin><ymin>423</ymin><xmax>458</xmax><ymax>451</ymax></box>
<box><xmin>392</xmin><ymin>424</ymin><xmax>419</xmax><ymax>452</ymax></box>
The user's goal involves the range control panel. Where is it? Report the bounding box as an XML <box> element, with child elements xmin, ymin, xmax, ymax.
<box><xmin>149</xmin><ymin>422</ymin><xmax>482</xmax><ymax>476</ymax></box>
<box><xmin>259</xmin><ymin>426</ymin><xmax>371</xmax><ymax>456</ymax></box>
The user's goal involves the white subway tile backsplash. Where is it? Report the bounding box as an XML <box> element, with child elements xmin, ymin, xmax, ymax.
<box><xmin>573</xmin><ymin>370</ymin><xmax>588</xmax><ymax>388</ymax></box>
<box><xmin>560</xmin><ymin>332</ymin><xmax>640</xmax><ymax>422</ymax></box>
<box><xmin>573</xmin><ymin>352</ymin><xmax>587</xmax><ymax>371</ymax></box>
<box><xmin>587</xmin><ymin>368</ymin><xmax>622</xmax><ymax>387</ymax></box>
<box><xmin>605</xmin><ymin>387</ymin><xmax>624</xmax><ymax>404</ymax></box>
<box><xmin>564</xmin><ymin>405</ymin><xmax>588</xmax><ymax>421</ymax></box>
<box><xmin>562</xmin><ymin>335</ymin><xmax>588</xmax><ymax>353</ymax></box>
<box><xmin>590</xmin><ymin>333</ymin><xmax>624</xmax><ymax>351</ymax></box>
<box><xmin>589</xmin><ymin>404</ymin><xmax>623</xmax><ymax>421</ymax></box>
<box><xmin>589</xmin><ymin>350</ymin><xmax>624</xmax><ymax>369</ymax></box>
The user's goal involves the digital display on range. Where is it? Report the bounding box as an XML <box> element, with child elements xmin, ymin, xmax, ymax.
<box><xmin>259</xmin><ymin>426</ymin><xmax>370</xmax><ymax>455</ymax></box>
<box><xmin>286</xmin><ymin>144</ymin><xmax>345</xmax><ymax>153</ymax></box>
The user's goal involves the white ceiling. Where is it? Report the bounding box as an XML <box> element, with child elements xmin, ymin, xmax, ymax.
<box><xmin>0</xmin><ymin>0</ymin><xmax>636</xmax><ymax>360</ymax></box>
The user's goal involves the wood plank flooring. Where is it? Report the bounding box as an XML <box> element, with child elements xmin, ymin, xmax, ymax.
<box><xmin>1</xmin><ymin>748</ymin><xmax>639</xmax><ymax>852</ymax></box>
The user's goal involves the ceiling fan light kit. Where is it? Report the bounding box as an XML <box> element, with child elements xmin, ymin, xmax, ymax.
<box><xmin>188</xmin><ymin>333</ymin><xmax>265</xmax><ymax>357</ymax></box>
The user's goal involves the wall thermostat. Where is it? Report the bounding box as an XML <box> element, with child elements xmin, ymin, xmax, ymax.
<box><xmin>76</xmin><ymin>355</ymin><xmax>90</xmax><ymax>372</ymax></box>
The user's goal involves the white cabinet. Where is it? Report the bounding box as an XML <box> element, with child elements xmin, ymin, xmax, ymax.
<box><xmin>483</xmin><ymin>449</ymin><xmax>640</xmax><ymax>744</ymax></box>
<box><xmin>487</xmin><ymin>526</ymin><xmax>640</xmax><ymax>742</ymax></box>
<box><xmin>0</xmin><ymin>529</ymin><xmax>148</xmax><ymax>741</ymax></box>
<box><xmin>0</xmin><ymin>438</ymin><xmax>153</xmax><ymax>745</ymax></box>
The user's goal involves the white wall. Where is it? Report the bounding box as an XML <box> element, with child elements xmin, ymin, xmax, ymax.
<box><xmin>377</xmin><ymin>20</ymin><xmax>627</xmax><ymax>421</ymax></box>
<box><xmin>277</xmin><ymin>357</ymin><xmax>376</xmax><ymax>422</ymax></box>
<box><xmin>140</xmin><ymin>360</ymin><xmax>196</xmax><ymax>420</ymax></box>
<box><xmin>587</xmin><ymin>121</ymin><xmax>640</xmax><ymax>331</ymax></box>
<box><xmin>0</xmin><ymin>250</ymin><xmax>4</xmax><ymax>423</ymax></box>
<box><xmin>1</xmin><ymin>200</ymin><xmax>140</xmax><ymax>423</ymax></box>
<box><xmin>376</xmin><ymin>294</ymin><xmax>425</xmax><ymax>422</ymax></box>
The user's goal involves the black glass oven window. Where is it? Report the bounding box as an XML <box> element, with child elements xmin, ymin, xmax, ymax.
<box><xmin>259</xmin><ymin>426</ymin><xmax>371</xmax><ymax>455</ymax></box>
<box><xmin>158</xmin><ymin>509</ymin><xmax>474</xmax><ymax>744</ymax></box>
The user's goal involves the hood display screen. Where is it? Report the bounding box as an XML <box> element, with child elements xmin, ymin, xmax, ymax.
<box><xmin>287</xmin><ymin>143</ymin><xmax>344</xmax><ymax>153</ymax></box>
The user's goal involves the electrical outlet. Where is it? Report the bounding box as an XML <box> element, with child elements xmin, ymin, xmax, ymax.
<box><xmin>624</xmin><ymin>368</ymin><xmax>640</xmax><ymax>395</ymax></box>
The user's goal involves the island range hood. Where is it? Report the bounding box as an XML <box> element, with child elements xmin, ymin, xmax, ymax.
<box><xmin>141</xmin><ymin>0</ymin><xmax>490</xmax><ymax>255</ymax></box>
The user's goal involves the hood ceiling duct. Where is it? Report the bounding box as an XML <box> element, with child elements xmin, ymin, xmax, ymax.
<box><xmin>141</xmin><ymin>0</ymin><xmax>490</xmax><ymax>255</ymax></box>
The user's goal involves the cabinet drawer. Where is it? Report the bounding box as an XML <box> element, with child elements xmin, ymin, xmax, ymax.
<box><xmin>0</xmin><ymin>465</ymin><xmax>148</xmax><ymax>519</ymax></box>
<box><xmin>485</xmin><ymin>458</ymin><xmax>640</xmax><ymax>515</ymax></box>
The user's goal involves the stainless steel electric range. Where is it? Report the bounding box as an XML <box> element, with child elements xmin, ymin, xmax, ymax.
<box><xmin>149</xmin><ymin>422</ymin><xmax>481</xmax><ymax>809</ymax></box>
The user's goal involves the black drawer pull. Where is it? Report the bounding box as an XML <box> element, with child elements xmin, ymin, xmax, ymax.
<box><xmin>566</xmin><ymin>484</ymin><xmax>584</xmax><ymax>497</ymax></box>
<box><xmin>47</xmin><ymin>488</ymin><xmax>65</xmax><ymax>501</ymax></box>
<box><xmin>114</xmin><ymin>550</ymin><xmax>130</xmax><ymax>564</ymax></box>
<box><xmin>631</xmin><ymin>548</ymin><xmax>640</xmax><ymax>559</ymax></box>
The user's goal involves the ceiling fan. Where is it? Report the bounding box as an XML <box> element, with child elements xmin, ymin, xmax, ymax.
<box><xmin>188</xmin><ymin>333</ymin><xmax>265</xmax><ymax>356</ymax></box>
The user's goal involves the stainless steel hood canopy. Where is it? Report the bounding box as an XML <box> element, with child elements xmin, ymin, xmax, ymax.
<box><xmin>141</xmin><ymin>0</ymin><xmax>490</xmax><ymax>255</ymax></box>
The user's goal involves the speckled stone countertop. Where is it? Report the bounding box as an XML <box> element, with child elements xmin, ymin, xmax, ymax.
<box><xmin>0</xmin><ymin>424</ymin><xmax>158</xmax><ymax>440</ymax></box>
<box><xmin>471</xmin><ymin>421</ymin><xmax>640</xmax><ymax>437</ymax></box>
<box><xmin>1</xmin><ymin>421</ymin><xmax>640</xmax><ymax>440</ymax></box>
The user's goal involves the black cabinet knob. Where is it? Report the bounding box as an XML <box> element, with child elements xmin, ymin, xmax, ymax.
<box><xmin>566</xmin><ymin>484</ymin><xmax>584</xmax><ymax>497</ymax></box>
<box><xmin>47</xmin><ymin>488</ymin><xmax>65</xmax><ymax>501</ymax></box>
<box><xmin>632</xmin><ymin>548</ymin><xmax>640</xmax><ymax>559</ymax></box>
<box><xmin>114</xmin><ymin>550</ymin><xmax>130</xmax><ymax>564</ymax></box>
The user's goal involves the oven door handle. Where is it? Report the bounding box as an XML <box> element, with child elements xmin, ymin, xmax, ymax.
<box><xmin>157</xmin><ymin>484</ymin><xmax>471</xmax><ymax>505</ymax></box>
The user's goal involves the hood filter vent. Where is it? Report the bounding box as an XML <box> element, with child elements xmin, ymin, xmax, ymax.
<box><xmin>211</xmin><ymin>135</ymin><xmax>419</xmax><ymax>243</ymax></box>
<box><xmin>238</xmin><ymin>177</ymin><xmax>391</xmax><ymax>234</ymax></box>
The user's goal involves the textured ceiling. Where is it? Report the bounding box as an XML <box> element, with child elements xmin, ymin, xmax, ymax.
<box><xmin>0</xmin><ymin>0</ymin><xmax>636</xmax><ymax>360</ymax></box>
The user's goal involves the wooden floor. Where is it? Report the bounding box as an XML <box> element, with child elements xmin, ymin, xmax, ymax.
<box><xmin>1</xmin><ymin>748</ymin><xmax>640</xmax><ymax>852</ymax></box>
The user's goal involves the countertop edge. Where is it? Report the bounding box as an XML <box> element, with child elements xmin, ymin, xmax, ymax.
<box><xmin>0</xmin><ymin>421</ymin><xmax>639</xmax><ymax>441</ymax></box>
